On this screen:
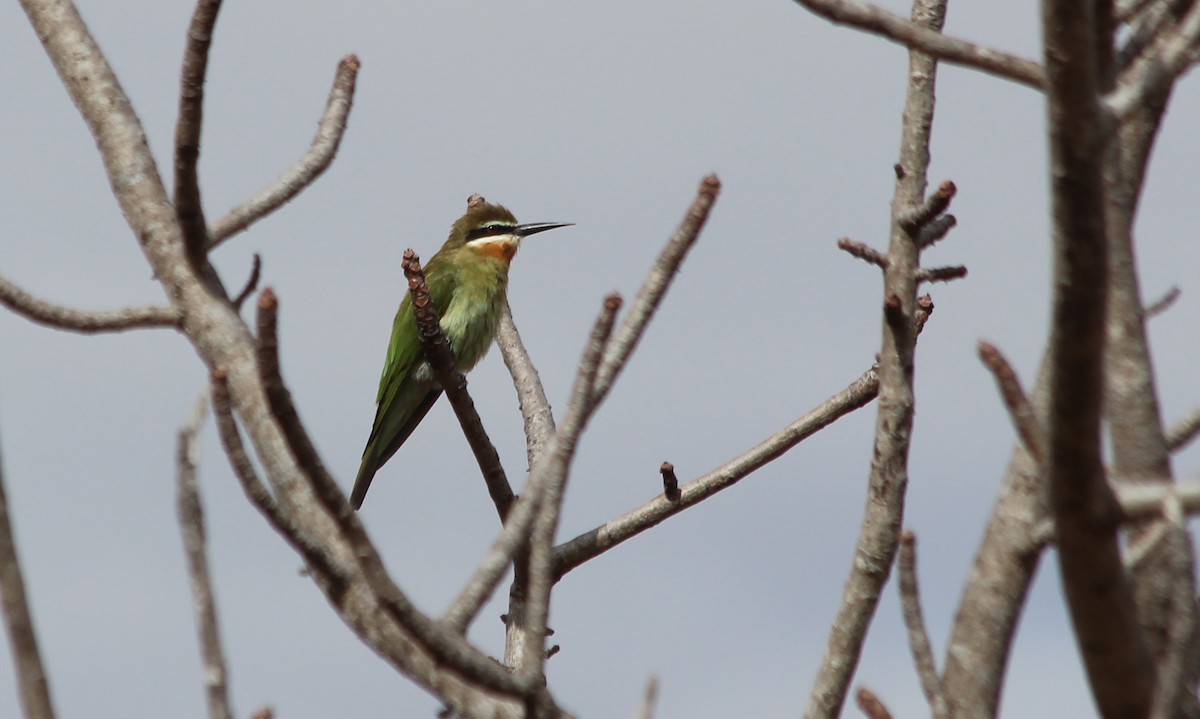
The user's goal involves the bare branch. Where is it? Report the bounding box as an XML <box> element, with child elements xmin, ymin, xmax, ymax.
<box><xmin>915</xmin><ymin>265</ymin><xmax>968</xmax><ymax>284</ymax></box>
<box><xmin>1043</xmin><ymin>0</ymin><xmax>1154</xmax><ymax>710</ymax></box>
<box><xmin>1107</xmin><ymin>1</ymin><xmax>1200</xmax><ymax>119</ymax></box>
<box><xmin>978</xmin><ymin>341</ymin><xmax>1044</xmax><ymax>460</ymax></box>
<box><xmin>899</xmin><ymin>179</ymin><xmax>957</xmax><ymax>232</ymax></box>
<box><xmin>917</xmin><ymin>214</ymin><xmax>957</xmax><ymax>249</ymax></box>
<box><xmin>554</xmin><ymin>365</ymin><xmax>879</xmax><ymax>580</ymax></box>
<box><xmin>175</xmin><ymin>391</ymin><xmax>234</xmax><ymax>719</ymax></box>
<box><xmin>497</xmin><ymin>301</ymin><xmax>557</xmax><ymax>466</ymax></box>
<box><xmin>402</xmin><ymin>250</ymin><xmax>515</xmax><ymax>519</ymax></box>
<box><xmin>897</xmin><ymin>532</ymin><xmax>951</xmax><ymax>719</ymax></box>
<box><xmin>854</xmin><ymin>687</ymin><xmax>894</xmax><ymax>719</ymax></box>
<box><xmin>174</xmin><ymin>0</ymin><xmax>223</xmax><ymax>263</ymax></box>
<box><xmin>837</xmin><ymin>237</ymin><xmax>888</xmax><ymax>270</ymax></box>
<box><xmin>0</xmin><ymin>430</ymin><xmax>57</xmax><ymax>719</ymax></box>
<box><xmin>1144</xmin><ymin>285</ymin><xmax>1181</xmax><ymax>318</ymax></box>
<box><xmin>635</xmin><ymin>676</ymin><xmax>660</xmax><ymax>719</ymax></box>
<box><xmin>589</xmin><ymin>175</ymin><xmax>720</xmax><ymax>409</ymax></box>
<box><xmin>1167</xmin><ymin>405</ymin><xmax>1200</xmax><ymax>452</ymax></box>
<box><xmin>1147</xmin><ymin>497</ymin><xmax>1196</xmax><ymax>719</ymax></box>
<box><xmin>208</xmin><ymin>55</ymin><xmax>360</xmax><ymax>249</ymax></box>
<box><xmin>792</xmin><ymin>0</ymin><xmax>1044</xmax><ymax>89</ymax></box>
<box><xmin>0</xmin><ymin>274</ymin><xmax>180</xmax><ymax>333</ymax></box>
<box><xmin>805</xmin><ymin>0</ymin><xmax>941</xmax><ymax>712</ymax></box>
<box><xmin>231</xmin><ymin>254</ymin><xmax>262</xmax><ymax>311</ymax></box>
<box><xmin>523</xmin><ymin>294</ymin><xmax>621</xmax><ymax>676</ymax></box>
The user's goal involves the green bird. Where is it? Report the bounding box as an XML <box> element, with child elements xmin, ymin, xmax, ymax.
<box><xmin>351</xmin><ymin>196</ymin><xmax>571</xmax><ymax>509</ymax></box>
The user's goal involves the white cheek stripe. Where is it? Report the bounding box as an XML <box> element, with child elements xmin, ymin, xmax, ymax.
<box><xmin>466</xmin><ymin>234</ymin><xmax>521</xmax><ymax>249</ymax></box>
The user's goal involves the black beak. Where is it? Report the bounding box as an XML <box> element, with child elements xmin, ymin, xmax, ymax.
<box><xmin>515</xmin><ymin>222</ymin><xmax>573</xmax><ymax>238</ymax></box>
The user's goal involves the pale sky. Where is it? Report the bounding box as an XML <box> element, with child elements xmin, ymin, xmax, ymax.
<box><xmin>3</xmin><ymin>1</ymin><xmax>1200</xmax><ymax>717</ymax></box>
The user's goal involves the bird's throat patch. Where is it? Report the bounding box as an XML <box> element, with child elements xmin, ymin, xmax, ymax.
<box><xmin>467</xmin><ymin>237</ymin><xmax>519</xmax><ymax>263</ymax></box>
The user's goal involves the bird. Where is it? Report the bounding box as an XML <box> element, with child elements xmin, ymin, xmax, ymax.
<box><xmin>351</xmin><ymin>195</ymin><xmax>571</xmax><ymax>509</ymax></box>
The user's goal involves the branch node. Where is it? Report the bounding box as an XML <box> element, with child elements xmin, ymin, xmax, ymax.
<box><xmin>660</xmin><ymin>462</ymin><xmax>681</xmax><ymax>502</ymax></box>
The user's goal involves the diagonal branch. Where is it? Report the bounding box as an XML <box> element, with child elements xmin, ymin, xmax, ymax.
<box><xmin>497</xmin><ymin>302</ymin><xmax>557</xmax><ymax>466</ymax></box>
<box><xmin>401</xmin><ymin>251</ymin><xmax>515</xmax><ymax>520</ymax></box>
<box><xmin>175</xmin><ymin>390</ymin><xmax>234</xmax><ymax>719</ymax></box>
<box><xmin>174</xmin><ymin>0</ymin><xmax>223</xmax><ymax>264</ymax></box>
<box><xmin>208</xmin><ymin>55</ymin><xmax>360</xmax><ymax>249</ymax></box>
<box><xmin>792</xmin><ymin>0</ymin><xmax>1044</xmax><ymax>89</ymax></box>
<box><xmin>589</xmin><ymin>175</ymin><xmax>720</xmax><ymax>409</ymax></box>
<box><xmin>897</xmin><ymin>532</ymin><xmax>951</xmax><ymax>719</ymax></box>
<box><xmin>554</xmin><ymin>364</ymin><xmax>879</xmax><ymax>580</ymax></box>
<box><xmin>0</xmin><ymin>275</ymin><xmax>181</xmax><ymax>333</ymax></box>
<box><xmin>0</xmin><ymin>430</ymin><xmax>57</xmax><ymax>719</ymax></box>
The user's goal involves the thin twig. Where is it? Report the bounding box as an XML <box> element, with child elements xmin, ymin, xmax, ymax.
<box><xmin>1143</xmin><ymin>285</ymin><xmax>1181</xmax><ymax>318</ymax></box>
<box><xmin>208</xmin><ymin>55</ymin><xmax>360</xmax><ymax>249</ymax></box>
<box><xmin>897</xmin><ymin>532</ymin><xmax>951</xmax><ymax>719</ymax></box>
<box><xmin>916</xmin><ymin>265</ymin><xmax>968</xmax><ymax>283</ymax></box>
<box><xmin>232</xmin><ymin>254</ymin><xmax>262</xmax><ymax>311</ymax></box>
<box><xmin>497</xmin><ymin>302</ymin><xmax>557</xmax><ymax>467</ymax></box>
<box><xmin>917</xmin><ymin>214</ymin><xmax>957</xmax><ymax>249</ymax></box>
<box><xmin>0</xmin><ymin>429</ymin><xmax>57</xmax><ymax>719</ymax></box>
<box><xmin>174</xmin><ymin>0</ymin><xmax>223</xmax><ymax>264</ymax></box>
<box><xmin>837</xmin><ymin>238</ymin><xmax>889</xmax><ymax>270</ymax></box>
<box><xmin>635</xmin><ymin>676</ymin><xmax>660</xmax><ymax>719</ymax></box>
<box><xmin>1166</xmin><ymin>405</ymin><xmax>1200</xmax><ymax>452</ymax></box>
<box><xmin>899</xmin><ymin>180</ymin><xmax>957</xmax><ymax>232</ymax></box>
<box><xmin>589</xmin><ymin>175</ymin><xmax>720</xmax><ymax>409</ymax></box>
<box><xmin>175</xmin><ymin>390</ymin><xmax>234</xmax><ymax>719</ymax></box>
<box><xmin>0</xmin><ymin>275</ymin><xmax>180</xmax><ymax>333</ymax></box>
<box><xmin>978</xmin><ymin>341</ymin><xmax>1044</xmax><ymax>461</ymax></box>
<box><xmin>401</xmin><ymin>250</ymin><xmax>515</xmax><ymax>519</ymax></box>
<box><xmin>855</xmin><ymin>687</ymin><xmax>895</xmax><ymax>719</ymax></box>
<box><xmin>553</xmin><ymin>365</ymin><xmax>879</xmax><ymax>580</ymax></box>
<box><xmin>792</xmin><ymin>0</ymin><xmax>1044</xmax><ymax>89</ymax></box>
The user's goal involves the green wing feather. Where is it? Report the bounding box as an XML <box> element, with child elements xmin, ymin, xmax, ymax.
<box><xmin>351</xmin><ymin>256</ymin><xmax>458</xmax><ymax>509</ymax></box>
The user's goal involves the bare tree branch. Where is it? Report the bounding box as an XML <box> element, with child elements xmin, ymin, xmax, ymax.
<box><xmin>899</xmin><ymin>179</ymin><xmax>957</xmax><ymax>232</ymax></box>
<box><xmin>897</xmin><ymin>532</ymin><xmax>950</xmax><ymax>719</ymax></box>
<box><xmin>838</xmin><ymin>237</ymin><xmax>889</xmax><ymax>270</ymax></box>
<box><xmin>1042</xmin><ymin>0</ymin><xmax>1154</xmax><ymax>710</ymax></box>
<box><xmin>522</xmin><ymin>294</ymin><xmax>621</xmax><ymax>678</ymax></box>
<box><xmin>1144</xmin><ymin>285</ymin><xmax>1181</xmax><ymax>318</ymax></box>
<box><xmin>804</xmin><ymin>0</ymin><xmax>942</xmax><ymax>713</ymax></box>
<box><xmin>1107</xmin><ymin>1</ymin><xmax>1200</xmax><ymax>119</ymax></box>
<box><xmin>1167</xmin><ymin>405</ymin><xmax>1200</xmax><ymax>452</ymax></box>
<box><xmin>231</xmin><ymin>254</ymin><xmax>262</xmax><ymax>311</ymax></box>
<box><xmin>854</xmin><ymin>687</ymin><xmax>894</xmax><ymax>719</ymax></box>
<box><xmin>792</xmin><ymin>0</ymin><xmax>1044</xmax><ymax>89</ymax></box>
<box><xmin>174</xmin><ymin>0</ymin><xmax>222</xmax><ymax>264</ymax></box>
<box><xmin>175</xmin><ymin>390</ymin><xmax>234</xmax><ymax>719</ymax></box>
<box><xmin>1147</xmin><ymin>498</ymin><xmax>1197</xmax><ymax>719</ymax></box>
<box><xmin>915</xmin><ymin>265</ymin><xmax>968</xmax><ymax>284</ymax></box>
<box><xmin>635</xmin><ymin>676</ymin><xmax>660</xmax><ymax>719</ymax></box>
<box><xmin>497</xmin><ymin>301</ymin><xmax>557</xmax><ymax>466</ymax></box>
<box><xmin>917</xmin><ymin>214</ymin><xmax>957</xmax><ymax>249</ymax></box>
<box><xmin>207</xmin><ymin>55</ymin><xmax>360</xmax><ymax>249</ymax></box>
<box><xmin>589</xmin><ymin>175</ymin><xmax>720</xmax><ymax>409</ymax></box>
<box><xmin>978</xmin><ymin>341</ymin><xmax>1044</xmax><ymax>461</ymax></box>
<box><xmin>0</xmin><ymin>274</ymin><xmax>180</xmax><ymax>333</ymax></box>
<box><xmin>402</xmin><ymin>250</ymin><xmax>515</xmax><ymax>520</ymax></box>
<box><xmin>0</xmin><ymin>430</ymin><xmax>57</xmax><ymax>719</ymax></box>
<box><xmin>554</xmin><ymin>364</ymin><xmax>879</xmax><ymax>581</ymax></box>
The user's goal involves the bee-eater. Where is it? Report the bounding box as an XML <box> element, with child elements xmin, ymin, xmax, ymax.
<box><xmin>351</xmin><ymin>197</ymin><xmax>571</xmax><ymax>509</ymax></box>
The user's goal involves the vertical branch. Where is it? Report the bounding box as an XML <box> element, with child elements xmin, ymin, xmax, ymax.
<box><xmin>175</xmin><ymin>0</ymin><xmax>224</xmax><ymax>265</ymax></box>
<box><xmin>0</xmin><ymin>432</ymin><xmax>57</xmax><ymax>719</ymax></box>
<box><xmin>803</xmin><ymin>0</ymin><xmax>943</xmax><ymax>716</ymax></box>
<box><xmin>176</xmin><ymin>392</ymin><xmax>235</xmax><ymax>719</ymax></box>
<box><xmin>1042</xmin><ymin>0</ymin><xmax>1154</xmax><ymax>713</ymax></box>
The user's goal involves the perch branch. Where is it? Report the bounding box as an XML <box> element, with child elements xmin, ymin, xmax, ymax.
<box><xmin>174</xmin><ymin>0</ymin><xmax>222</xmax><ymax>263</ymax></box>
<box><xmin>402</xmin><ymin>251</ymin><xmax>515</xmax><ymax>519</ymax></box>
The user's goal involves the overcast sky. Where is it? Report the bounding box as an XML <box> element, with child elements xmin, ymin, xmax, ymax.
<box><xmin>3</xmin><ymin>1</ymin><xmax>1200</xmax><ymax>717</ymax></box>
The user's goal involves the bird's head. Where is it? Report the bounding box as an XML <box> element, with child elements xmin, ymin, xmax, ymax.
<box><xmin>446</xmin><ymin>194</ymin><xmax>572</xmax><ymax>264</ymax></box>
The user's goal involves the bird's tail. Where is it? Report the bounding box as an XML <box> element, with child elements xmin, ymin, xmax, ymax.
<box><xmin>350</xmin><ymin>450</ymin><xmax>378</xmax><ymax>510</ymax></box>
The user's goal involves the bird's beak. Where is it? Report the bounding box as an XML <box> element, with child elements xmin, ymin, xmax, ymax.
<box><xmin>515</xmin><ymin>222</ymin><xmax>573</xmax><ymax>238</ymax></box>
